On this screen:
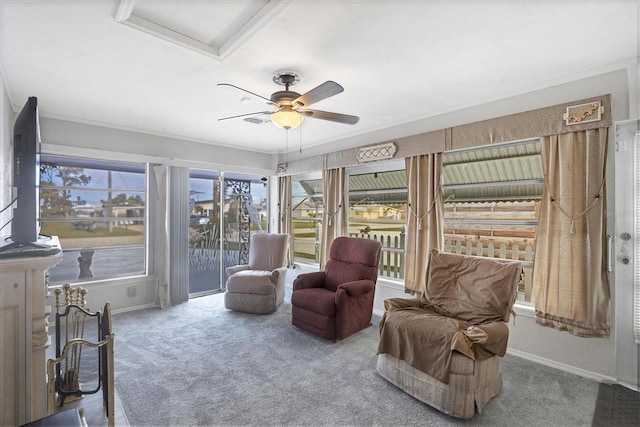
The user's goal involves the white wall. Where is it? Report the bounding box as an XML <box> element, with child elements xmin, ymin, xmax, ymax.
<box><xmin>0</xmin><ymin>72</ymin><xmax>14</xmax><ymax>238</ymax></box>
<box><xmin>283</xmin><ymin>69</ymin><xmax>630</xmax><ymax>162</ymax></box>
<box><xmin>47</xmin><ymin>275</ymin><xmax>159</xmax><ymax>314</ymax></box>
<box><xmin>39</xmin><ymin>116</ymin><xmax>275</xmax><ymax>175</ymax></box>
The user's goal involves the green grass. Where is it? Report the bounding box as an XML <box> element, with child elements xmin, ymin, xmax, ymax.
<box><xmin>294</xmin><ymin>252</ymin><xmax>316</xmax><ymax>260</ymax></box>
<box><xmin>41</xmin><ymin>222</ymin><xmax>142</xmax><ymax>238</ymax></box>
<box><xmin>294</xmin><ymin>232</ymin><xmax>316</xmax><ymax>238</ymax></box>
<box><xmin>352</xmin><ymin>227</ymin><xmax>404</xmax><ymax>233</ymax></box>
<box><xmin>293</xmin><ymin>221</ymin><xmax>319</xmax><ymax>230</ymax></box>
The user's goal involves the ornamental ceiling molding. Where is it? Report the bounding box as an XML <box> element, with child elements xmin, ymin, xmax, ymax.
<box><xmin>115</xmin><ymin>0</ymin><xmax>290</xmax><ymax>61</ymax></box>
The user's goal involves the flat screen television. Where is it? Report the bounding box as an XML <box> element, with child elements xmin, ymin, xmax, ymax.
<box><xmin>1</xmin><ymin>96</ymin><xmax>41</xmax><ymax>251</ymax></box>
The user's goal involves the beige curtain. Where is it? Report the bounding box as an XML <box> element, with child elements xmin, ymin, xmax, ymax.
<box><xmin>278</xmin><ymin>175</ymin><xmax>294</xmax><ymax>267</ymax></box>
<box><xmin>319</xmin><ymin>167</ymin><xmax>347</xmax><ymax>268</ymax></box>
<box><xmin>404</xmin><ymin>153</ymin><xmax>444</xmax><ymax>294</ymax></box>
<box><xmin>533</xmin><ymin>128</ymin><xmax>610</xmax><ymax>337</ymax></box>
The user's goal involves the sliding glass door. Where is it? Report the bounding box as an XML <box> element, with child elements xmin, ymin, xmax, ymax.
<box><xmin>188</xmin><ymin>171</ymin><xmax>222</xmax><ymax>295</ymax></box>
<box><xmin>188</xmin><ymin>170</ymin><xmax>267</xmax><ymax>296</ymax></box>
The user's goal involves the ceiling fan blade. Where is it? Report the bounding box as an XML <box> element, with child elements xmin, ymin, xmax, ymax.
<box><xmin>218</xmin><ymin>111</ymin><xmax>272</xmax><ymax>121</ymax></box>
<box><xmin>217</xmin><ymin>83</ymin><xmax>273</xmax><ymax>104</ymax></box>
<box><xmin>301</xmin><ymin>109</ymin><xmax>359</xmax><ymax>125</ymax></box>
<box><xmin>292</xmin><ymin>81</ymin><xmax>344</xmax><ymax>108</ymax></box>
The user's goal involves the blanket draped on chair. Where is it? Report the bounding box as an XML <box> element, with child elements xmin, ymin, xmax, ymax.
<box><xmin>378</xmin><ymin>300</ymin><xmax>510</xmax><ymax>384</ymax></box>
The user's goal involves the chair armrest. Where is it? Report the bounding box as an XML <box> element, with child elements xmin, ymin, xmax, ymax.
<box><xmin>226</xmin><ymin>264</ymin><xmax>249</xmax><ymax>277</ymax></box>
<box><xmin>271</xmin><ymin>266</ymin><xmax>288</xmax><ymax>286</ymax></box>
<box><xmin>293</xmin><ymin>271</ymin><xmax>327</xmax><ymax>291</ymax></box>
<box><xmin>337</xmin><ymin>280</ymin><xmax>374</xmax><ymax>297</ymax></box>
<box><xmin>465</xmin><ymin>322</ymin><xmax>509</xmax><ymax>346</ymax></box>
<box><xmin>383</xmin><ymin>297</ymin><xmax>422</xmax><ymax>312</ymax></box>
<box><xmin>460</xmin><ymin>322</ymin><xmax>510</xmax><ymax>360</ymax></box>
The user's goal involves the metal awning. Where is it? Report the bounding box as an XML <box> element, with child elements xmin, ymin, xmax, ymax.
<box><xmin>443</xmin><ymin>140</ymin><xmax>543</xmax><ymax>203</ymax></box>
<box><xmin>295</xmin><ymin>140</ymin><xmax>543</xmax><ymax>204</ymax></box>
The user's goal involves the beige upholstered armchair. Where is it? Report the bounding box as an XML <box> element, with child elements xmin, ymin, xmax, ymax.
<box><xmin>224</xmin><ymin>233</ymin><xmax>289</xmax><ymax>314</ymax></box>
<box><xmin>377</xmin><ymin>250</ymin><xmax>521</xmax><ymax>418</ymax></box>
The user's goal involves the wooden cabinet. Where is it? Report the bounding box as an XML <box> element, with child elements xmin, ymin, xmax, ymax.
<box><xmin>0</xmin><ymin>238</ymin><xmax>62</xmax><ymax>425</ymax></box>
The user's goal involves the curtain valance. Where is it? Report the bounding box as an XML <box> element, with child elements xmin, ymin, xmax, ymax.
<box><xmin>281</xmin><ymin>94</ymin><xmax>611</xmax><ymax>174</ymax></box>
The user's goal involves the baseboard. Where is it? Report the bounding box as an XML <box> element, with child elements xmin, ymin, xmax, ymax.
<box><xmin>110</xmin><ymin>302</ymin><xmax>157</xmax><ymax>315</ymax></box>
<box><xmin>614</xmin><ymin>380</ymin><xmax>640</xmax><ymax>392</ymax></box>
<box><xmin>507</xmin><ymin>348</ymin><xmax>617</xmax><ymax>385</ymax></box>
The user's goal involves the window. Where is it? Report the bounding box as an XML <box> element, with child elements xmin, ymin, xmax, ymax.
<box><xmin>291</xmin><ymin>173</ymin><xmax>323</xmax><ymax>264</ymax></box>
<box><xmin>40</xmin><ymin>155</ymin><xmax>147</xmax><ymax>284</ymax></box>
<box><xmin>347</xmin><ymin>164</ymin><xmax>407</xmax><ymax>280</ymax></box>
<box><xmin>291</xmin><ymin>163</ymin><xmax>408</xmax><ymax>278</ymax></box>
<box><xmin>442</xmin><ymin>139</ymin><xmax>543</xmax><ymax>303</ymax></box>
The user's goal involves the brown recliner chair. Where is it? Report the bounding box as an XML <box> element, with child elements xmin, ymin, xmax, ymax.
<box><xmin>291</xmin><ymin>236</ymin><xmax>382</xmax><ymax>341</ymax></box>
<box><xmin>377</xmin><ymin>250</ymin><xmax>521</xmax><ymax>418</ymax></box>
<box><xmin>224</xmin><ymin>233</ymin><xmax>289</xmax><ymax>314</ymax></box>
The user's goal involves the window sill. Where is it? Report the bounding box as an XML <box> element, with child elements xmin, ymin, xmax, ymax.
<box><xmin>49</xmin><ymin>274</ymin><xmax>150</xmax><ymax>289</ymax></box>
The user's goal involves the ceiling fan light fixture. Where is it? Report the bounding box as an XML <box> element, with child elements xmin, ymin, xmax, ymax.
<box><xmin>271</xmin><ymin>110</ymin><xmax>304</xmax><ymax>129</ymax></box>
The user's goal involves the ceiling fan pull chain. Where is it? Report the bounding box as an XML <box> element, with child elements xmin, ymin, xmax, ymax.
<box><xmin>285</xmin><ymin>128</ymin><xmax>289</xmax><ymax>165</ymax></box>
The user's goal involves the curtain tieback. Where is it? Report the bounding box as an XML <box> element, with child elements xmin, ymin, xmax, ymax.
<box><xmin>324</xmin><ymin>203</ymin><xmax>342</xmax><ymax>226</ymax></box>
<box><xmin>544</xmin><ymin>177</ymin><xmax>604</xmax><ymax>234</ymax></box>
<box><xmin>408</xmin><ymin>187</ymin><xmax>442</xmax><ymax>230</ymax></box>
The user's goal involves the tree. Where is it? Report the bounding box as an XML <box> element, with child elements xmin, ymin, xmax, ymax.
<box><xmin>40</xmin><ymin>164</ymin><xmax>92</xmax><ymax>216</ymax></box>
<box><xmin>101</xmin><ymin>193</ymin><xmax>144</xmax><ymax>206</ymax></box>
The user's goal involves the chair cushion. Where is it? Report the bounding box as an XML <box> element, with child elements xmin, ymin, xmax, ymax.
<box><xmin>378</xmin><ymin>306</ymin><xmax>471</xmax><ymax>384</ymax></box>
<box><xmin>226</xmin><ymin>270</ymin><xmax>275</xmax><ymax>295</ymax></box>
<box><xmin>290</xmin><ymin>287</ymin><xmax>336</xmax><ymax>317</ymax></box>
<box><xmin>423</xmin><ymin>250</ymin><xmax>521</xmax><ymax>323</ymax></box>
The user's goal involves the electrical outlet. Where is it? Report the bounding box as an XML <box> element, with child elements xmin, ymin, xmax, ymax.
<box><xmin>127</xmin><ymin>286</ymin><xmax>136</xmax><ymax>297</ymax></box>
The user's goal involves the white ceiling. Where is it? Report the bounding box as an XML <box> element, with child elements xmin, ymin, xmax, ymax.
<box><xmin>1</xmin><ymin>0</ymin><xmax>638</xmax><ymax>155</ymax></box>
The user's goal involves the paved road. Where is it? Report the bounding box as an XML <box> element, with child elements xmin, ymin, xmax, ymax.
<box><xmin>48</xmin><ymin>246</ymin><xmax>145</xmax><ymax>283</ymax></box>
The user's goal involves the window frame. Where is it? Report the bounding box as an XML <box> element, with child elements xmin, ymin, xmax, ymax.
<box><xmin>346</xmin><ymin>160</ymin><xmax>407</xmax><ymax>281</ymax></box>
<box><xmin>39</xmin><ymin>154</ymin><xmax>148</xmax><ymax>285</ymax></box>
<box><xmin>290</xmin><ymin>171</ymin><xmax>323</xmax><ymax>265</ymax></box>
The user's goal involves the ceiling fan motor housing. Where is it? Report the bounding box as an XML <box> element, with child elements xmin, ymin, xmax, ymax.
<box><xmin>270</xmin><ymin>91</ymin><xmax>301</xmax><ymax>110</ymax></box>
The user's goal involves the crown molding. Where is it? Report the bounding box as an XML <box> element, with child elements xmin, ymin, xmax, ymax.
<box><xmin>115</xmin><ymin>0</ymin><xmax>290</xmax><ymax>61</ymax></box>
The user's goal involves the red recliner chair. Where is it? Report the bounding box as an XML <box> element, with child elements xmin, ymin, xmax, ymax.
<box><xmin>291</xmin><ymin>236</ymin><xmax>382</xmax><ymax>341</ymax></box>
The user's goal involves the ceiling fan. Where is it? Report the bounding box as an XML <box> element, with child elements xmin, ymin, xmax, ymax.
<box><xmin>217</xmin><ymin>71</ymin><xmax>359</xmax><ymax>130</ymax></box>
